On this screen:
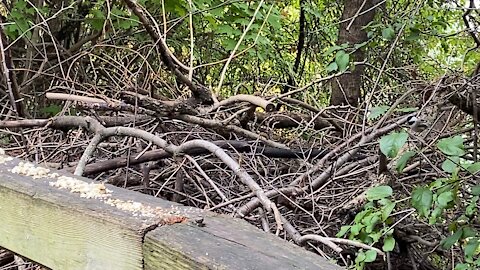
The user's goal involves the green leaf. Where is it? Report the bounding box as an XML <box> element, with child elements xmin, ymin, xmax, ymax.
<box><xmin>350</xmin><ymin>224</ymin><xmax>363</xmax><ymax>236</ymax></box>
<box><xmin>472</xmin><ymin>185</ymin><xmax>480</xmax><ymax>196</ymax></box>
<box><xmin>383</xmin><ymin>236</ymin><xmax>395</xmax><ymax>252</ymax></box>
<box><xmin>381</xmin><ymin>200</ymin><xmax>396</xmax><ymax>221</ymax></box>
<box><xmin>429</xmin><ymin>206</ymin><xmax>443</xmax><ymax>224</ymax></box>
<box><xmin>382</xmin><ymin>26</ymin><xmax>395</xmax><ymax>40</ymax></box>
<box><xmin>335</xmin><ymin>50</ymin><xmax>350</xmax><ymax>72</ymax></box>
<box><xmin>365</xmin><ymin>214</ymin><xmax>381</xmax><ymax>233</ymax></box>
<box><xmin>222</xmin><ymin>38</ymin><xmax>237</xmax><ymax>50</ymax></box>
<box><xmin>324</xmin><ymin>45</ymin><xmax>343</xmax><ymax>56</ymax></box>
<box><xmin>406</xmin><ymin>27</ymin><xmax>421</xmax><ymax>41</ymax></box>
<box><xmin>355</xmin><ymin>250</ymin><xmax>366</xmax><ymax>263</ymax></box>
<box><xmin>396</xmin><ymin>151</ymin><xmax>416</xmax><ymax>173</ymax></box>
<box><xmin>411</xmin><ymin>187</ymin><xmax>433</xmax><ymax>217</ymax></box>
<box><xmin>15</xmin><ymin>0</ymin><xmax>27</xmax><ymax>9</ymax></box>
<box><xmin>354</xmin><ymin>209</ymin><xmax>370</xmax><ymax>223</ymax></box>
<box><xmin>467</xmin><ymin>162</ymin><xmax>480</xmax><ymax>174</ymax></box>
<box><xmin>364</xmin><ymin>250</ymin><xmax>377</xmax><ymax>262</ymax></box>
<box><xmin>442</xmin><ymin>156</ymin><xmax>460</xmax><ymax>173</ymax></box>
<box><xmin>437</xmin><ymin>191</ymin><xmax>453</xmax><ymax>207</ymax></box>
<box><xmin>267</xmin><ymin>14</ymin><xmax>281</xmax><ymax>30</ymax></box>
<box><xmin>466</xmin><ymin>196</ymin><xmax>478</xmax><ymax>216</ymax></box>
<box><xmin>326</xmin><ymin>62</ymin><xmax>338</xmax><ymax>72</ymax></box>
<box><xmin>462</xmin><ymin>227</ymin><xmax>477</xmax><ymax>238</ymax></box>
<box><xmin>454</xmin><ymin>263</ymin><xmax>469</xmax><ymax>270</ymax></box>
<box><xmin>336</xmin><ymin>225</ymin><xmax>351</xmax><ymax>237</ymax></box>
<box><xmin>437</xmin><ymin>136</ymin><xmax>465</xmax><ymax>156</ymax></box>
<box><xmin>465</xmin><ymin>238</ymin><xmax>479</xmax><ymax>258</ymax></box>
<box><xmin>89</xmin><ymin>9</ymin><xmax>106</xmax><ymax>31</ymax></box>
<box><xmin>217</xmin><ymin>25</ymin><xmax>240</xmax><ymax>36</ymax></box>
<box><xmin>369</xmin><ymin>231</ymin><xmax>382</xmax><ymax>242</ymax></box>
<box><xmin>379</xmin><ymin>132</ymin><xmax>408</xmax><ymax>158</ymax></box>
<box><xmin>366</xmin><ymin>186</ymin><xmax>393</xmax><ymax>201</ymax></box>
<box><xmin>441</xmin><ymin>229</ymin><xmax>462</xmax><ymax>249</ymax></box>
<box><xmin>368</xmin><ymin>105</ymin><xmax>389</xmax><ymax>120</ymax></box>
<box><xmin>40</xmin><ymin>104</ymin><xmax>62</xmax><ymax>116</ymax></box>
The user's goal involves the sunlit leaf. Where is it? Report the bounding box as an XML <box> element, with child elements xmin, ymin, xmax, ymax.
<box><xmin>368</xmin><ymin>105</ymin><xmax>389</xmax><ymax>120</ymax></box>
<box><xmin>383</xmin><ymin>236</ymin><xmax>395</xmax><ymax>252</ymax></box>
<box><xmin>364</xmin><ymin>250</ymin><xmax>377</xmax><ymax>262</ymax></box>
<box><xmin>464</xmin><ymin>238</ymin><xmax>479</xmax><ymax>258</ymax></box>
<box><xmin>379</xmin><ymin>132</ymin><xmax>408</xmax><ymax>158</ymax></box>
<box><xmin>437</xmin><ymin>136</ymin><xmax>465</xmax><ymax>156</ymax></box>
<box><xmin>442</xmin><ymin>156</ymin><xmax>460</xmax><ymax>173</ymax></box>
<box><xmin>467</xmin><ymin>163</ymin><xmax>480</xmax><ymax>174</ymax></box>
<box><xmin>437</xmin><ymin>191</ymin><xmax>453</xmax><ymax>207</ymax></box>
<box><xmin>366</xmin><ymin>185</ymin><xmax>393</xmax><ymax>201</ymax></box>
<box><xmin>441</xmin><ymin>229</ymin><xmax>462</xmax><ymax>249</ymax></box>
<box><xmin>382</xmin><ymin>26</ymin><xmax>395</xmax><ymax>40</ymax></box>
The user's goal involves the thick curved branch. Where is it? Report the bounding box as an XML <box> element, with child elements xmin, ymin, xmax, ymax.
<box><xmin>82</xmin><ymin>140</ymin><xmax>328</xmax><ymax>175</ymax></box>
<box><xmin>176</xmin><ymin>114</ymin><xmax>288</xmax><ymax>149</ymax></box>
<box><xmin>122</xmin><ymin>0</ymin><xmax>212</xmax><ymax>104</ymax></box>
<box><xmin>74</xmin><ymin>124</ymin><xmax>281</xmax><ymax>227</ymax></box>
<box><xmin>210</xmin><ymin>94</ymin><xmax>275</xmax><ymax>112</ymax></box>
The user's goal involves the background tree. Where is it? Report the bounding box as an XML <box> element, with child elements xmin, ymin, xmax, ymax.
<box><xmin>329</xmin><ymin>0</ymin><xmax>377</xmax><ymax>107</ymax></box>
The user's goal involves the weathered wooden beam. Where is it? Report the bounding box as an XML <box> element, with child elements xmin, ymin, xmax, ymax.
<box><xmin>0</xmin><ymin>156</ymin><xmax>342</xmax><ymax>270</ymax></box>
<box><xmin>144</xmin><ymin>215</ymin><xmax>341</xmax><ymax>269</ymax></box>
<box><xmin>0</xmin><ymin>157</ymin><xmax>169</xmax><ymax>269</ymax></box>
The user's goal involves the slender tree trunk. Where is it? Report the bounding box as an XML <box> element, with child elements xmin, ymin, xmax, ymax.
<box><xmin>330</xmin><ymin>0</ymin><xmax>376</xmax><ymax>107</ymax></box>
<box><xmin>282</xmin><ymin>0</ymin><xmax>306</xmax><ymax>94</ymax></box>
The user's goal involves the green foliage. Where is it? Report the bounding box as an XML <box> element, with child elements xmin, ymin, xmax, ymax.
<box><xmin>354</xmin><ymin>249</ymin><xmax>377</xmax><ymax>269</ymax></box>
<box><xmin>40</xmin><ymin>105</ymin><xmax>62</xmax><ymax>117</ymax></box>
<box><xmin>437</xmin><ymin>136</ymin><xmax>465</xmax><ymax>156</ymax></box>
<box><xmin>381</xmin><ymin>25</ymin><xmax>395</xmax><ymax>40</ymax></box>
<box><xmin>4</xmin><ymin>0</ymin><xmax>35</xmax><ymax>39</ymax></box>
<box><xmin>396</xmin><ymin>151</ymin><xmax>416</xmax><ymax>172</ymax></box>
<box><xmin>379</xmin><ymin>131</ymin><xmax>408</xmax><ymax>158</ymax></box>
<box><xmin>366</xmin><ymin>186</ymin><xmax>392</xmax><ymax>201</ymax></box>
<box><xmin>337</xmin><ymin>185</ymin><xmax>396</xmax><ymax>270</ymax></box>
<box><xmin>411</xmin><ymin>187</ymin><xmax>433</xmax><ymax>217</ymax></box>
<box><xmin>368</xmin><ymin>106</ymin><xmax>389</xmax><ymax>120</ymax></box>
<box><xmin>407</xmin><ymin>136</ymin><xmax>480</xmax><ymax>269</ymax></box>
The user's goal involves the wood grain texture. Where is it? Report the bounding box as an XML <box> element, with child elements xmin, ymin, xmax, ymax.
<box><xmin>0</xmin><ymin>157</ymin><xmax>160</xmax><ymax>270</ymax></box>
<box><xmin>0</xmin><ymin>156</ymin><xmax>343</xmax><ymax>270</ymax></box>
<box><xmin>144</xmin><ymin>215</ymin><xmax>343</xmax><ymax>270</ymax></box>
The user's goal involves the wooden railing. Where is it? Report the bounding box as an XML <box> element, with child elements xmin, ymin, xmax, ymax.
<box><xmin>0</xmin><ymin>155</ymin><xmax>342</xmax><ymax>269</ymax></box>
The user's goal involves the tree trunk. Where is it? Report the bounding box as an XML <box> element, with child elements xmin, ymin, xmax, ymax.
<box><xmin>330</xmin><ymin>0</ymin><xmax>376</xmax><ymax>107</ymax></box>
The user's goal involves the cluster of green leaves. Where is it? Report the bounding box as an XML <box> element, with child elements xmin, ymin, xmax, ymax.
<box><xmin>376</xmin><ymin>130</ymin><xmax>480</xmax><ymax>269</ymax></box>
<box><xmin>409</xmin><ymin>135</ymin><xmax>480</xmax><ymax>270</ymax></box>
<box><xmin>4</xmin><ymin>0</ymin><xmax>37</xmax><ymax>39</ymax></box>
<box><xmin>324</xmin><ymin>42</ymin><xmax>368</xmax><ymax>73</ymax></box>
<box><xmin>339</xmin><ymin>128</ymin><xmax>480</xmax><ymax>269</ymax></box>
<box><xmin>334</xmin><ymin>128</ymin><xmax>412</xmax><ymax>269</ymax></box>
<box><xmin>157</xmin><ymin>0</ymin><xmax>290</xmax><ymax>95</ymax></box>
<box><xmin>88</xmin><ymin>3</ymin><xmax>139</xmax><ymax>32</ymax></box>
<box><xmin>337</xmin><ymin>185</ymin><xmax>396</xmax><ymax>269</ymax></box>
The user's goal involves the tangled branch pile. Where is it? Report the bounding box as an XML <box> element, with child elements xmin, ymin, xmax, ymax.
<box><xmin>2</xmin><ymin>0</ymin><xmax>480</xmax><ymax>269</ymax></box>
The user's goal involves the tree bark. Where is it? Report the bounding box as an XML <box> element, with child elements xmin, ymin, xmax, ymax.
<box><xmin>330</xmin><ymin>0</ymin><xmax>376</xmax><ymax>107</ymax></box>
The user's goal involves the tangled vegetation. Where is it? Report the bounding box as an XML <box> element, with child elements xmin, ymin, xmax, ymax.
<box><xmin>1</xmin><ymin>0</ymin><xmax>480</xmax><ymax>269</ymax></box>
